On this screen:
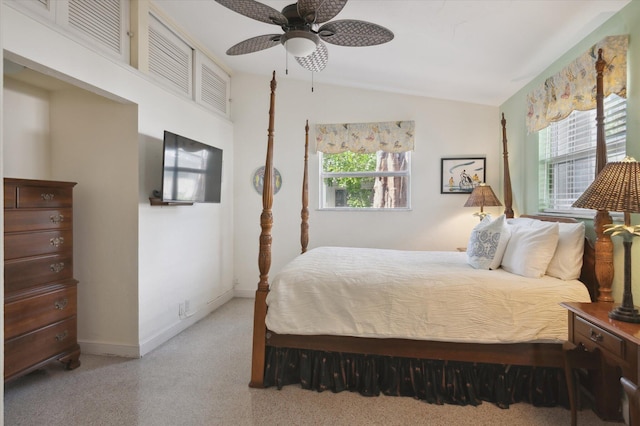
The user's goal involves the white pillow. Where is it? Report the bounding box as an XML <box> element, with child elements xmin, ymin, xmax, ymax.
<box><xmin>501</xmin><ymin>222</ymin><xmax>559</xmax><ymax>278</ymax></box>
<box><xmin>546</xmin><ymin>222</ymin><xmax>585</xmax><ymax>280</ymax></box>
<box><xmin>467</xmin><ymin>215</ymin><xmax>511</xmax><ymax>270</ymax></box>
<box><xmin>507</xmin><ymin>218</ymin><xmax>585</xmax><ymax>280</ymax></box>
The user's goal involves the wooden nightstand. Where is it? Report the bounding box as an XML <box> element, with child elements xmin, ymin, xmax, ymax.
<box><xmin>562</xmin><ymin>302</ymin><xmax>640</xmax><ymax>424</ymax></box>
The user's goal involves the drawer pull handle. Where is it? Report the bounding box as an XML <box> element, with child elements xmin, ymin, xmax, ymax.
<box><xmin>54</xmin><ymin>298</ymin><xmax>68</xmax><ymax>310</ymax></box>
<box><xmin>50</xmin><ymin>214</ymin><xmax>64</xmax><ymax>224</ymax></box>
<box><xmin>590</xmin><ymin>330</ymin><xmax>604</xmax><ymax>342</ymax></box>
<box><xmin>55</xmin><ymin>330</ymin><xmax>68</xmax><ymax>342</ymax></box>
<box><xmin>50</xmin><ymin>262</ymin><xmax>65</xmax><ymax>273</ymax></box>
<box><xmin>41</xmin><ymin>193</ymin><xmax>55</xmax><ymax>201</ymax></box>
<box><xmin>49</xmin><ymin>237</ymin><xmax>65</xmax><ymax>247</ymax></box>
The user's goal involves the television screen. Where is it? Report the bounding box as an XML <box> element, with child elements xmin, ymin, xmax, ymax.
<box><xmin>162</xmin><ymin>131</ymin><xmax>223</xmax><ymax>203</ymax></box>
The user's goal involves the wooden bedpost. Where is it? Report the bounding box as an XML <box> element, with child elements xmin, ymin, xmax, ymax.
<box><xmin>501</xmin><ymin>113</ymin><xmax>514</xmax><ymax>218</ymax></box>
<box><xmin>593</xmin><ymin>49</ymin><xmax>614</xmax><ymax>302</ymax></box>
<box><xmin>250</xmin><ymin>71</ymin><xmax>277</xmax><ymax>388</ymax></box>
<box><xmin>301</xmin><ymin>120</ymin><xmax>310</xmax><ymax>254</ymax></box>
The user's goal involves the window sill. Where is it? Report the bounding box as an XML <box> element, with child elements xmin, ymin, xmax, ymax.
<box><xmin>536</xmin><ymin>210</ymin><xmax>624</xmax><ymax>221</ymax></box>
<box><xmin>318</xmin><ymin>207</ymin><xmax>412</xmax><ymax>212</ymax></box>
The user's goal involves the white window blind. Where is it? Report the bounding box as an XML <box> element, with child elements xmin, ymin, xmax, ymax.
<box><xmin>538</xmin><ymin>94</ymin><xmax>626</xmax><ymax>213</ymax></box>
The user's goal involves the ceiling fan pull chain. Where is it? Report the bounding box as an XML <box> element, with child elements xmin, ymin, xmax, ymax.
<box><xmin>311</xmin><ymin>71</ymin><xmax>314</xmax><ymax>93</ymax></box>
<box><xmin>285</xmin><ymin>50</ymin><xmax>289</xmax><ymax>75</ymax></box>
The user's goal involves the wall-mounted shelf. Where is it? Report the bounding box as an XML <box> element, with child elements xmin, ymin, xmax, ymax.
<box><xmin>149</xmin><ymin>197</ymin><xmax>194</xmax><ymax>206</ymax></box>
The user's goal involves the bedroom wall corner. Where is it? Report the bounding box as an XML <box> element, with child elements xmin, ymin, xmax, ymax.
<box><xmin>499</xmin><ymin>0</ymin><xmax>640</xmax><ymax>304</ymax></box>
<box><xmin>231</xmin><ymin>72</ymin><xmax>499</xmax><ymax>296</ymax></box>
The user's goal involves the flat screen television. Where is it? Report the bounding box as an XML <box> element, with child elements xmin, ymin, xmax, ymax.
<box><xmin>161</xmin><ymin>131</ymin><xmax>223</xmax><ymax>203</ymax></box>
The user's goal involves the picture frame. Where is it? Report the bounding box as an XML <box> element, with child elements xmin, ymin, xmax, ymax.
<box><xmin>440</xmin><ymin>157</ymin><xmax>486</xmax><ymax>194</ymax></box>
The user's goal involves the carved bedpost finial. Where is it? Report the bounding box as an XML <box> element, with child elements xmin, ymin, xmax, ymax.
<box><xmin>501</xmin><ymin>113</ymin><xmax>514</xmax><ymax>218</ymax></box>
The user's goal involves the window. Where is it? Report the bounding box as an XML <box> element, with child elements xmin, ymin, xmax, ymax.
<box><xmin>320</xmin><ymin>151</ymin><xmax>411</xmax><ymax>209</ymax></box>
<box><xmin>538</xmin><ymin>94</ymin><xmax>626</xmax><ymax>213</ymax></box>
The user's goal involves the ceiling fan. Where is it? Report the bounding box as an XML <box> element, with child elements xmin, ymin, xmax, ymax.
<box><xmin>214</xmin><ymin>0</ymin><xmax>394</xmax><ymax>72</ymax></box>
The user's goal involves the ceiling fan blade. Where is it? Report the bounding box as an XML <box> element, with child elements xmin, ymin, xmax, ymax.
<box><xmin>297</xmin><ymin>0</ymin><xmax>348</xmax><ymax>24</ymax></box>
<box><xmin>319</xmin><ymin>20</ymin><xmax>394</xmax><ymax>47</ymax></box>
<box><xmin>215</xmin><ymin>0</ymin><xmax>287</xmax><ymax>25</ymax></box>
<box><xmin>226</xmin><ymin>34</ymin><xmax>282</xmax><ymax>55</ymax></box>
<box><xmin>296</xmin><ymin>41</ymin><xmax>328</xmax><ymax>72</ymax></box>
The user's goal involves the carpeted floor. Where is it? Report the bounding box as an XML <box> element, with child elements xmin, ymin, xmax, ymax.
<box><xmin>4</xmin><ymin>298</ymin><xmax>613</xmax><ymax>425</ymax></box>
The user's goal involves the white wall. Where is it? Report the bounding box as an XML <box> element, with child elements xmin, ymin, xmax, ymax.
<box><xmin>3</xmin><ymin>78</ymin><xmax>51</xmax><ymax>178</ymax></box>
<box><xmin>2</xmin><ymin>4</ymin><xmax>234</xmax><ymax>357</ymax></box>
<box><xmin>232</xmin><ymin>73</ymin><xmax>500</xmax><ymax>296</ymax></box>
<box><xmin>51</xmin><ymin>90</ymin><xmax>140</xmax><ymax>354</ymax></box>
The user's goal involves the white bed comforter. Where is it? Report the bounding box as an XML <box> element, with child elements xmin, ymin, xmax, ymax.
<box><xmin>265</xmin><ymin>247</ymin><xmax>592</xmax><ymax>344</ymax></box>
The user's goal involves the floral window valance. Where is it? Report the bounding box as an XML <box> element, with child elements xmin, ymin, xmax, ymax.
<box><xmin>526</xmin><ymin>35</ymin><xmax>628</xmax><ymax>134</ymax></box>
<box><xmin>315</xmin><ymin>120</ymin><xmax>415</xmax><ymax>153</ymax></box>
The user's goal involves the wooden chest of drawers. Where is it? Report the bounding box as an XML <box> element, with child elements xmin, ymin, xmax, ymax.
<box><xmin>4</xmin><ymin>178</ymin><xmax>81</xmax><ymax>382</ymax></box>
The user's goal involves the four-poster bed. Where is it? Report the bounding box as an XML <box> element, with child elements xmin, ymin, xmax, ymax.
<box><xmin>249</xmin><ymin>46</ymin><xmax>614</xmax><ymax>410</ymax></box>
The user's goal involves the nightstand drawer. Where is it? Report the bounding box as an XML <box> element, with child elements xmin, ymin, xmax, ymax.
<box><xmin>575</xmin><ymin>315</ymin><xmax>625</xmax><ymax>358</ymax></box>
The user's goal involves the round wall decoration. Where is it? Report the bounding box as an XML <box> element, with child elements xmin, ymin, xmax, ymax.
<box><xmin>253</xmin><ymin>166</ymin><xmax>282</xmax><ymax>195</ymax></box>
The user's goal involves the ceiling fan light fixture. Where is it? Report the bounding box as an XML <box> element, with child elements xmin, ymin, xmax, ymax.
<box><xmin>281</xmin><ymin>31</ymin><xmax>318</xmax><ymax>57</ymax></box>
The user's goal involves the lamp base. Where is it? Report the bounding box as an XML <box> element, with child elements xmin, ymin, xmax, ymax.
<box><xmin>609</xmin><ymin>305</ymin><xmax>640</xmax><ymax>323</ymax></box>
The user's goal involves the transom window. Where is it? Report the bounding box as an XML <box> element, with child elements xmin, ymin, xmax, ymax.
<box><xmin>538</xmin><ymin>94</ymin><xmax>626</xmax><ymax>213</ymax></box>
<box><xmin>320</xmin><ymin>151</ymin><xmax>411</xmax><ymax>209</ymax></box>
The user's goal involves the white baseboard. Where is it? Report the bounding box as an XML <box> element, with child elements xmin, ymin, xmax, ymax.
<box><xmin>78</xmin><ymin>340</ymin><xmax>141</xmax><ymax>358</ymax></box>
<box><xmin>78</xmin><ymin>289</ymin><xmax>235</xmax><ymax>358</ymax></box>
<box><xmin>233</xmin><ymin>288</ymin><xmax>255</xmax><ymax>298</ymax></box>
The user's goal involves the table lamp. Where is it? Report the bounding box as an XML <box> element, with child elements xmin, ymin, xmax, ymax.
<box><xmin>464</xmin><ymin>183</ymin><xmax>502</xmax><ymax>220</ymax></box>
<box><xmin>572</xmin><ymin>156</ymin><xmax>640</xmax><ymax>323</ymax></box>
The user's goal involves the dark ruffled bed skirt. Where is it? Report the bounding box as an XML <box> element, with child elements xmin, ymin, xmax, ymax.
<box><xmin>264</xmin><ymin>347</ymin><xmax>569</xmax><ymax>409</ymax></box>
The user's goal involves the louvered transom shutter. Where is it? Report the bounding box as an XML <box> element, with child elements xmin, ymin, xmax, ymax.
<box><xmin>149</xmin><ymin>14</ymin><xmax>193</xmax><ymax>97</ymax></box>
<box><xmin>195</xmin><ymin>52</ymin><xmax>229</xmax><ymax>116</ymax></box>
<box><xmin>538</xmin><ymin>94</ymin><xmax>627</xmax><ymax>213</ymax></box>
<box><xmin>201</xmin><ymin>63</ymin><xmax>227</xmax><ymax>114</ymax></box>
<box><xmin>68</xmin><ymin>0</ymin><xmax>123</xmax><ymax>55</ymax></box>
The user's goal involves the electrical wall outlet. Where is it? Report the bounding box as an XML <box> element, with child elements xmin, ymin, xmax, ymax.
<box><xmin>178</xmin><ymin>302</ymin><xmax>185</xmax><ymax>318</ymax></box>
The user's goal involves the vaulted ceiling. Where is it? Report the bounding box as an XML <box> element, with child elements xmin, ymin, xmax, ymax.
<box><xmin>155</xmin><ymin>1</ymin><xmax>629</xmax><ymax>106</ymax></box>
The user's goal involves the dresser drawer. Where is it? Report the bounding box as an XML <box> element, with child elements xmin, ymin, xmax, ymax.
<box><xmin>4</xmin><ymin>208</ymin><xmax>72</xmax><ymax>233</ymax></box>
<box><xmin>574</xmin><ymin>315</ymin><xmax>625</xmax><ymax>358</ymax></box>
<box><xmin>4</xmin><ymin>286</ymin><xmax>77</xmax><ymax>340</ymax></box>
<box><xmin>16</xmin><ymin>185</ymin><xmax>73</xmax><ymax>208</ymax></box>
<box><xmin>4</xmin><ymin>182</ymin><xmax>17</xmax><ymax>209</ymax></box>
<box><xmin>4</xmin><ymin>229</ymin><xmax>72</xmax><ymax>260</ymax></box>
<box><xmin>4</xmin><ymin>317</ymin><xmax>77</xmax><ymax>380</ymax></box>
<box><xmin>4</xmin><ymin>254</ymin><xmax>74</xmax><ymax>295</ymax></box>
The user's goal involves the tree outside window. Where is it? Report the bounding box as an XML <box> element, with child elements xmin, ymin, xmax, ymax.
<box><xmin>320</xmin><ymin>151</ymin><xmax>410</xmax><ymax>209</ymax></box>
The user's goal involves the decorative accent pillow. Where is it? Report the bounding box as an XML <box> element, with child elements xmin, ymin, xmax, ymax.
<box><xmin>467</xmin><ymin>215</ymin><xmax>511</xmax><ymax>270</ymax></box>
<box><xmin>501</xmin><ymin>222</ymin><xmax>560</xmax><ymax>278</ymax></box>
